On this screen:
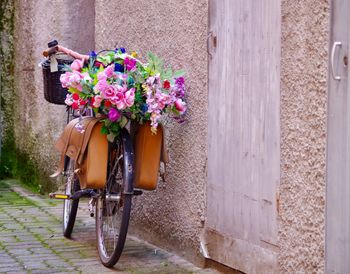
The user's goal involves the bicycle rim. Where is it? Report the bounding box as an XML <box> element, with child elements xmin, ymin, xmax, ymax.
<box><xmin>63</xmin><ymin>158</ymin><xmax>79</xmax><ymax>237</ymax></box>
<box><xmin>96</xmin><ymin>138</ymin><xmax>132</xmax><ymax>267</ymax></box>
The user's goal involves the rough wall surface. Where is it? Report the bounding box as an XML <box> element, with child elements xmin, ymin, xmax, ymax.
<box><xmin>279</xmin><ymin>0</ymin><xmax>329</xmax><ymax>272</ymax></box>
<box><xmin>12</xmin><ymin>0</ymin><xmax>95</xmax><ymax>191</ymax></box>
<box><xmin>0</xmin><ymin>0</ymin><xmax>15</xmax><ymax>176</ymax></box>
<box><xmin>95</xmin><ymin>0</ymin><xmax>208</xmax><ymax>264</ymax></box>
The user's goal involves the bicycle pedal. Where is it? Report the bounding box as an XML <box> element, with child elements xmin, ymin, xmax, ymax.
<box><xmin>49</xmin><ymin>193</ymin><xmax>70</xmax><ymax>199</ymax></box>
<box><xmin>133</xmin><ymin>190</ymin><xmax>143</xmax><ymax>196</ymax></box>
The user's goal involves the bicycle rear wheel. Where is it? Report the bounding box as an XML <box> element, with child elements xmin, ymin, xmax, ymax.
<box><xmin>63</xmin><ymin>157</ymin><xmax>80</xmax><ymax>237</ymax></box>
<box><xmin>96</xmin><ymin>129</ymin><xmax>134</xmax><ymax>267</ymax></box>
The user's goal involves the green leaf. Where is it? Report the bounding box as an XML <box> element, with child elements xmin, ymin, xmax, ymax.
<box><xmin>135</xmin><ymin>90</ymin><xmax>143</xmax><ymax>102</ymax></box>
<box><xmin>107</xmin><ymin>133</ymin><xmax>117</xmax><ymax>142</ymax></box>
<box><xmin>119</xmin><ymin>116</ymin><xmax>128</xmax><ymax>128</ymax></box>
<box><xmin>68</xmin><ymin>87</ymin><xmax>79</xmax><ymax>94</ymax></box>
<box><xmin>144</xmin><ymin>112</ymin><xmax>151</xmax><ymax>120</ymax></box>
<box><xmin>103</xmin><ymin>119</ymin><xmax>111</xmax><ymax>127</ymax></box>
<box><xmin>81</xmin><ymin>67</ymin><xmax>89</xmax><ymax>73</ymax></box>
<box><xmin>147</xmin><ymin>52</ymin><xmax>164</xmax><ymax>74</ymax></box>
<box><xmin>81</xmin><ymin>83</ymin><xmax>93</xmax><ymax>95</ymax></box>
<box><xmin>174</xmin><ymin>69</ymin><xmax>186</xmax><ymax>78</ymax></box>
<box><xmin>161</xmin><ymin>67</ymin><xmax>173</xmax><ymax>80</ymax></box>
<box><xmin>101</xmin><ymin>125</ymin><xmax>109</xmax><ymax>135</ymax></box>
<box><xmin>110</xmin><ymin>122</ymin><xmax>120</xmax><ymax>132</ymax></box>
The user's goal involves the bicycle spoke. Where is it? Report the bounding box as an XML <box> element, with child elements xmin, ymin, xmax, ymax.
<box><xmin>62</xmin><ymin>158</ymin><xmax>79</xmax><ymax>238</ymax></box>
<box><xmin>96</xmin><ymin>133</ymin><xmax>133</xmax><ymax>267</ymax></box>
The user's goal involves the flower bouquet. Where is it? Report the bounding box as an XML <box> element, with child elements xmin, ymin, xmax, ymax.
<box><xmin>60</xmin><ymin>48</ymin><xmax>187</xmax><ymax>141</ymax></box>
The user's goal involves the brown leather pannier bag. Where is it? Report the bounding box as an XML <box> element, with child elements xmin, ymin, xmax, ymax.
<box><xmin>133</xmin><ymin>122</ymin><xmax>169</xmax><ymax>190</ymax></box>
<box><xmin>53</xmin><ymin>117</ymin><xmax>108</xmax><ymax>189</ymax></box>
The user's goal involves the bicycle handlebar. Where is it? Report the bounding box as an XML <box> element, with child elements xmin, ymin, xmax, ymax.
<box><xmin>43</xmin><ymin>42</ymin><xmax>145</xmax><ymax>66</ymax></box>
<box><xmin>42</xmin><ymin>45</ymin><xmax>89</xmax><ymax>62</ymax></box>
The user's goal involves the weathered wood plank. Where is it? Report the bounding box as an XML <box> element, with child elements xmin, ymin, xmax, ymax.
<box><xmin>206</xmin><ymin>0</ymin><xmax>281</xmax><ymax>271</ymax></box>
<box><xmin>202</xmin><ymin>228</ymin><xmax>277</xmax><ymax>274</ymax></box>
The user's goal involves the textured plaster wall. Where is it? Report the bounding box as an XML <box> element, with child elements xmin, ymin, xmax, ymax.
<box><xmin>279</xmin><ymin>0</ymin><xmax>329</xmax><ymax>272</ymax></box>
<box><xmin>0</xmin><ymin>0</ymin><xmax>15</xmax><ymax>162</ymax></box>
<box><xmin>12</xmin><ymin>0</ymin><xmax>94</xmax><ymax>191</ymax></box>
<box><xmin>95</xmin><ymin>0</ymin><xmax>208</xmax><ymax>264</ymax></box>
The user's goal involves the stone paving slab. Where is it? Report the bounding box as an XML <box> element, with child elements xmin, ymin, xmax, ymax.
<box><xmin>0</xmin><ymin>180</ymin><xmax>218</xmax><ymax>274</ymax></box>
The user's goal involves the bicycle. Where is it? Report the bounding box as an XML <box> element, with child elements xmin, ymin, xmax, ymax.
<box><xmin>44</xmin><ymin>41</ymin><xmax>140</xmax><ymax>267</ymax></box>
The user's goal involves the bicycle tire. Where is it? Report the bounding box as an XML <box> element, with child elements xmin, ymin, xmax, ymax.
<box><xmin>96</xmin><ymin>129</ymin><xmax>134</xmax><ymax>267</ymax></box>
<box><xmin>63</xmin><ymin>157</ymin><xmax>80</xmax><ymax>238</ymax></box>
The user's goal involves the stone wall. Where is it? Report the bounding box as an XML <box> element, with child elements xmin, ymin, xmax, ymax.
<box><xmin>279</xmin><ymin>0</ymin><xmax>329</xmax><ymax>272</ymax></box>
<box><xmin>95</xmin><ymin>0</ymin><xmax>208</xmax><ymax>265</ymax></box>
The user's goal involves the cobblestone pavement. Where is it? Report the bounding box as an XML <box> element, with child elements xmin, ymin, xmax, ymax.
<box><xmin>0</xmin><ymin>179</ymin><xmax>217</xmax><ymax>274</ymax></box>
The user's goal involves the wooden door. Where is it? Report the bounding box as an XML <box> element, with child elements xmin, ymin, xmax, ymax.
<box><xmin>326</xmin><ymin>1</ymin><xmax>350</xmax><ymax>273</ymax></box>
<box><xmin>203</xmin><ymin>1</ymin><xmax>281</xmax><ymax>273</ymax></box>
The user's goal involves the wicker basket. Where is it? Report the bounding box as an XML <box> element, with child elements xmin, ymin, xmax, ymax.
<box><xmin>42</xmin><ymin>55</ymin><xmax>73</xmax><ymax>105</ymax></box>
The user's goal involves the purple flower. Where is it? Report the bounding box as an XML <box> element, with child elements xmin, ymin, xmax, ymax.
<box><xmin>108</xmin><ymin>108</ymin><xmax>121</xmax><ymax>122</ymax></box>
<box><xmin>115</xmin><ymin>47</ymin><xmax>126</xmax><ymax>53</ymax></box>
<box><xmin>175</xmin><ymin>77</ymin><xmax>185</xmax><ymax>86</ymax></box>
<box><xmin>141</xmin><ymin>103</ymin><xmax>148</xmax><ymax>113</ymax></box>
<box><xmin>124</xmin><ymin>57</ymin><xmax>136</xmax><ymax>71</ymax></box>
<box><xmin>114</xmin><ymin>63</ymin><xmax>124</xmax><ymax>72</ymax></box>
<box><xmin>175</xmin><ymin>77</ymin><xmax>185</xmax><ymax>98</ymax></box>
<box><xmin>89</xmin><ymin>51</ymin><xmax>97</xmax><ymax>58</ymax></box>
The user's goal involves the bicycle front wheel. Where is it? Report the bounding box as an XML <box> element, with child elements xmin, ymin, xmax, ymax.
<box><xmin>63</xmin><ymin>157</ymin><xmax>80</xmax><ymax>237</ymax></box>
<box><xmin>96</xmin><ymin>129</ymin><xmax>134</xmax><ymax>267</ymax></box>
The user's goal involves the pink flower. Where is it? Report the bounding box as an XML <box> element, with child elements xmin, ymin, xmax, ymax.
<box><xmin>94</xmin><ymin>79</ymin><xmax>109</xmax><ymax>94</ymax></box>
<box><xmin>124</xmin><ymin>88</ymin><xmax>135</xmax><ymax>107</ymax></box>
<box><xmin>70</xmin><ymin>72</ymin><xmax>83</xmax><ymax>83</ymax></box>
<box><xmin>146</xmin><ymin>76</ymin><xmax>155</xmax><ymax>86</ymax></box>
<box><xmin>174</xmin><ymin>99</ymin><xmax>186</xmax><ymax>114</ymax></box>
<box><xmin>74</xmin><ymin>83</ymin><xmax>83</xmax><ymax>92</ymax></box>
<box><xmin>118</xmin><ymin>73</ymin><xmax>128</xmax><ymax>81</ymax></box>
<box><xmin>70</xmin><ymin>59</ymin><xmax>84</xmax><ymax>71</ymax></box>
<box><xmin>114</xmin><ymin>92</ymin><xmax>126</xmax><ymax>110</ymax></box>
<box><xmin>97</xmin><ymin>71</ymin><xmax>107</xmax><ymax>81</ymax></box>
<box><xmin>108</xmin><ymin>108</ymin><xmax>121</xmax><ymax>122</ymax></box>
<box><xmin>102</xmin><ymin>85</ymin><xmax>116</xmax><ymax>99</ymax></box>
<box><xmin>93</xmin><ymin>95</ymin><xmax>102</xmax><ymax>108</ymax></box>
<box><xmin>116</xmin><ymin>84</ymin><xmax>127</xmax><ymax>93</ymax></box>
<box><xmin>64</xmin><ymin>94</ymin><xmax>73</xmax><ymax>106</ymax></box>
<box><xmin>61</xmin><ymin>71</ymin><xmax>84</xmax><ymax>91</ymax></box>
<box><xmin>124</xmin><ymin>57</ymin><xmax>136</xmax><ymax>71</ymax></box>
<box><xmin>60</xmin><ymin>72</ymin><xmax>71</xmax><ymax>88</ymax></box>
<box><xmin>104</xmin><ymin>64</ymin><xmax>115</xmax><ymax>78</ymax></box>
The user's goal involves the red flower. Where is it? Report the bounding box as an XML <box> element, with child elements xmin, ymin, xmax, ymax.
<box><xmin>72</xmin><ymin>93</ymin><xmax>80</xmax><ymax>100</ymax></box>
<box><xmin>104</xmin><ymin>100</ymin><xmax>112</xmax><ymax>108</ymax></box>
<box><xmin>80</xmin><ymin>100</ymin><xmax>87</xmax><ymax>106</ymax></box>
<box><xmin>163</xmin><ymin>80</ymin><xmax>170</xmax><ymax>89</ymax></box>
<box><xmin>94</xmin><ymin>61</ymin><xmax>104</xmax><ymax>68</ymax></box>
<box><xmin>90</xmin><ymin>97</ymin><xmax>95</xmax><ymax>106</ymax></box>
<box><xmin>72</xmin><ymin>102</ymin><xmax>79</xmax><ymax>110</ymax></box>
